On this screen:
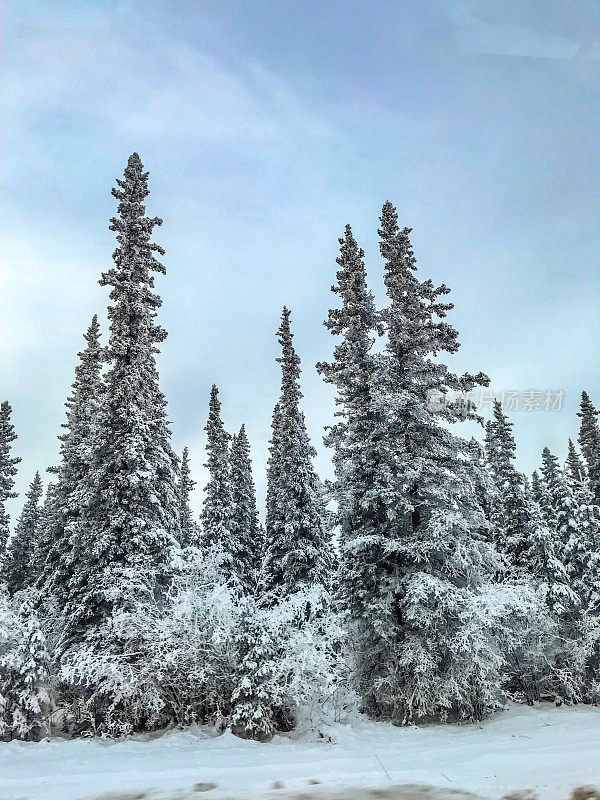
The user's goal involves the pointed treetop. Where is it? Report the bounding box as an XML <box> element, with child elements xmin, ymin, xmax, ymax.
<box><xmin>0</xmin><ymin>401</ymin><xmax>21</xmax><ymax>551</ymax></box>
<box><xmin>276</xmin><ymin>307</ymin><xmax>302</xmax><ymax>407</ymax></box>
<box><xmin>318</xmin><ymin>224</ymin><xmax>378</xmax><ymax>354</ymax></box>
<box><xmin>0</xmin><ymin>401</ymin><xmax>21</xmax><ymax>494</ymax></box>
<box><xmin>577</xmin><ymin>390</ymin><xmax>600</xmax><ymax>502</ymax></box>
<box><xmin>566</xmin><ymin>439</ymin><xmax>586</xmax><ymax>485</ymax></box>
<box><xmin>378</xmin><ymin>200</ymin><xmax>417</xmax><ymax>279</ymax></box>
<box><xmin>28</xmin><ymin>471</ymin><xmax>43</xmax><ymax>496</ymax></box>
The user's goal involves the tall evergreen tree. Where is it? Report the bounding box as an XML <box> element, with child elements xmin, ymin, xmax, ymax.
<box><xmin>566</xmin><ymin>438</ymin><xmax>587</xmax><ymax>486</ymax></box>
<box><xmin>539</xmin><ymin>447</ymin><xmax>576</xmax><ymax>554</ymax></box>
<box><xmin>317</xmin><ymin>224</ymin><xmax>403</xmax><ymax>715</ymax></box>
<box><xmin>465</xmin><ymin>437</ymin><xmax>497</xmax><ymax>539</ymax></box>
<box><xmin>531</xmin><ymin>470</ymin><xmax>542</xmax><ymax>505</ymax></box>
<box><xmin>373</xmin><ymin>201</ymin><xmax>500</xmax><ymax>721</ymax></box>
<box><xmin>578</xmin><ymin>391</ymin><xmax>600</xmax><ymax>504</ymax></box>
<box><xmin>0</xmin><ymin>402</ymin><xmax>20</xmax><ymax>559</ymax></box>
<box><xmin>5</xmin><ymin>472</ymin><xmax>43</xmax><ymax>595</ymax></box>
<box><xmin>264</xmin><ymin>307</ymin><xmax>330</xmax><ymax>598</ymax></box>
<box><xmin>37</xmin><ymin>315</ymin><xmax>103</xmax><ymax>606</ymax></box>
<box><xmin>201</xmin><ymin>385</ymin><xmax>235</xmax><ymax>567</ymax></box>
<box><xmin>484</xmin><ymin>401</ymin><xmax>539</xmax><ymax>570</ymax></box>
<box><xmin>0</xmin><ymin>596</ymin><xmax>50</xmax><ymax>741</ymax></box>
<box><xmin>230</xmin><ymin>425</ymin><xmax>263</xmax><ymax>593</ymax></box>
<box><xmin>61</xmin><ymin>154</ymin><xmax>180</xmax><ymax>652</ymax></box>
<box><xmin>564</xmin><ymin>440</ymin><xmax>600</xmax><ymax>612</ymax></box>
<box><xmin>178</xmin><ymin>447</ymin><xmax>199</xmax><ymax>548</ymax></box>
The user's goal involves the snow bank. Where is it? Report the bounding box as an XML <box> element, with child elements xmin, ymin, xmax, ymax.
<box><xmin>1</xmin><ymin>704</ymin><xmax>599</xmax><ymax>800</ymax></box>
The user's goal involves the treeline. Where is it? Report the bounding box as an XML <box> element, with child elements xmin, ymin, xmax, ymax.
<box><xmin>0</xmin><ymin>155</ymin><xmax>599</xmax><ymax>741</ymax></box>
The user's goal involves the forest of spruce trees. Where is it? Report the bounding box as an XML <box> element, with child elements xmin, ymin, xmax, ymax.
<box><xmin>1</xmin><ymin>153</ymin><xmax>599</xmax><ymax>742</ymax></box>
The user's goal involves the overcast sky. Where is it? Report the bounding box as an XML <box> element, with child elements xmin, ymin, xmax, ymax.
<box><xmin>1</xmin><ymin>0</ymin><xmax>599</xmax><ymax>520</ymax></box>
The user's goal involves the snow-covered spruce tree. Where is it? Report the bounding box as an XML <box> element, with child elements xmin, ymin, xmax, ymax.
<box><xmin>178</xmin><ymin>446</ymin><xmax>199</xmax><ymax>548</ymax></box>
<box><xmin>263</xmin><ymin>307</ymin><xmax>331</xmax><ymax>598</ymax></box>
<box><xmin>61</xmin><ymin>154</ymin><xmax>180</xmax><ymax>659</ymax></box>
<box><xmin>230</xmin><ymin>598</ymin><xmax>277</xmax><ymax>742</ymax></box>
<box><xmin>0</xmin><ymin>592</ymin><xmax>51</xmax><ymax>741</ymax></box>
<box><xmin>567</xmin><ymin>438</ymin><xmax>587</xmax><ymax>485</ymax></box>
<box><xmin>0</xmin><ymin>401</ymin><xmax>20</xmax><ymax>560</ymax></box>
<box><xmin>374</xmin><ymin>201</ymin><xmax>504</xmax><ymax>721</ymax></box>
<box><xmin>230</xmin><ymin>425</ymin><xmax>264</xmax><ymax>594</ymax></box>
<box><xmin>36</xmin><ymin>315</ymin><xmax>104</xmax><ymax>610</ymax></box>
<box><xmin>484</xmin><ymin>400</ymin><xmax>544</xmax><ymax>571</ymax></box>
<box><xmin>464</xmin><ymin>437</ymin><xmax>498</xmax><ymax>541</ymax></box>
<box><xmin>316</xmin><ymin>223</ymin><xmax>406</xmax><ymax>718</ymax></box>
<box><xmin>5</xmin><ymin>472</ymin><xmax>43</xmax><ymax>595</ymax></box>
<box><xmin>531</xmin><ymin>469</ymin><xmax>542</xmax><ymax>505</ymax></box>
<box><xmin>578</xmin><ymin>391</ymin><xmax>600</xmax><ymax>504</ymax></box>
<box><xmin>201</xmin><ymin>384</ymin><xmax>244</xmax><ymax>576</ymax></box>
<box><xmin>539</xmin><ymin>447</ymin><xmax>576</xmax><ymax>554</ymax></box>
<box><xmin>564</xmin><ymin>440</ymin><xmax>600</xmax><ymax>612</ymax></box>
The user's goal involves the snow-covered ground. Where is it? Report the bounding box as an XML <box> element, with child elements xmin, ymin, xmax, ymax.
<box><xmin>1</xmin><ymin>704</ymin><xmax>599</xmax><ymax>800</ymax></box>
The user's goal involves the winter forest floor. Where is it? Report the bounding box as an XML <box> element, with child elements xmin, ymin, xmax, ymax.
<box><xmin>1</xmin><ymin>704</ymin><xmax>599</xmax><ymax>800</ymax></box>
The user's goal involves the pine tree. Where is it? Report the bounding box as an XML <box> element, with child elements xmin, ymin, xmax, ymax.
<box><xmin>317</xmin><ymin>223</ymin><xmax>404</xmax><ymax>715</ymax></box>
<box><xmin>374</xmin><ymin>201</ymin><xmax>501</xmax><ymax>721</ymax></box>
<box><xmin>531</xmin><ymin>470</ymin><xmax>542</xmax><ymax>505</ymax></box>
<box><xmin>465</xmin><ymin>437</ymin><xmax>497</xmax><ymax>539</ymax></box>
<box><xmin>37</xmin><ymin>315</ymin><xmax>104</xmax><ymax>608</ymax></box>
<box><xmin>178</xmin><ymin>447</ymin><xmax>199</xmax><ymax>548</ymax></box>
<box><xmin>0</xmin><ymin>595</ymin><xmax>51</xmax><ymax>741</ymax></box>
<box><xmin>0</xmin><ymin>402</ymin><xmax>20</xmax><ymax>560</ymax></box>
<box><xmin>264</xmin><ymin>307</ymin><xmax>330</xmax><ymax>598</ymax></box>
<box><xmin>564</xmin><ymin>440</ymin><xmax>600</xmax><ymax>611</ymax></box>
<box><xmin>5</xmin><ymin>472</ymin><xmax>43</xmax><ymax>595</ymax></box>
<box><xmin>484</xmin><ymin>401</ymin><xmax>540</xmax><ymax>570</ymax></box>
<box><xmin>61</xmin><ymin>154</ymin><xmax>180</xmax><ymax>652</ymax></box>
<box><xmin>230</xmin><ymin>425</ymin><xmax>263</xmax><ymax>593</ymax></box>
<box><xmin>532</xmin><ymin>448</ymin><xmax>585</xmax><ymax>696</ymax></box>
<box><xmin>201</xmin><ymin>385</ymin><xmax>235</xmax><ymax>568</ymax></box>
<box><xmin>230</xmin><ymin>603</ymin><xmax>277</xmax><ymax>742</ymax></box>
<box><xmin>578</xmin><ymin>391</ymin><xmax>600</xmax><ymax>504</ymax></box>
<box><xmin>539</xmin><ymin>447</ymin><xmax>576</xmax><ymax>554</ymax></box>
<box><xmin>566</xmin><ymin>438</ymin><xmax>587</xmax><ymax>485</ymax></box>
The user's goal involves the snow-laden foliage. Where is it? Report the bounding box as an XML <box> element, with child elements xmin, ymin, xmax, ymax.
<box><xmin>229</xmin><ymin>426</ymin><xmax>264</xmax><ymax>594</ymax></box>
<box><xmin>55</xmin><ymin>548</ymin><xmax>347</xmax><ymax>738</ymax></box>
<box><xmin>264</xmin><ymin>308</ymin><xmax>332</xmax><ymax>598</ymax></box>
<box><xmin>578</xmin><ymin>391</ymin><xmax>600</xmax><ymax>504</ymax></box>
<box><xmin>177</xmin><ymin>446</ymin><xmax>200</xmax><ymax>548</ymax></box>
<box><xmin>0</xmin><ymin>402</ymin><xmax>20</xmax><ymax>560</ymax></box>
<box><xmin>201</xmin><ymin>385</ymin><xmax>235</xmax><ymax>571</ymax></box>
<box><xmin>231</xmin><ymin>585</ymin><xmax>352</xmax><ymax>739</ymax></box>
<box><xmin>61</xmin><ymin>155</ymin><xmax>181</xmax><ymax>654</ymax></box>
<box><xmin>0</xmin><ymin>588</ymin><xmax>51</xmax><ymax>741</ymax></box>
<box><xmin>4</xmin><ymin>472</ymin><xmax>43</xmax><ymax>594</ymax></box>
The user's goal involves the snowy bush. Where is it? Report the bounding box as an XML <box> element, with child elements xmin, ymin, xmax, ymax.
<box><xmin>230</xmin><ymin>585</ymin><xmax>353</xmax><ymax>740</ymax></box>
<box><xmin>0</xmin><ymin>587</ymin><xmax>52</xmax><ymax>740</ymax></box>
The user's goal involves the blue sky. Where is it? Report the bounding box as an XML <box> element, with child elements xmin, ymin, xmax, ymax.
<box><xmin>1</xmin><ymin>0</ymin><xmax>599</xmax><ymax>518</ymax></box>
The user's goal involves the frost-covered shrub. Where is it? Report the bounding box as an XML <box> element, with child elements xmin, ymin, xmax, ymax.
<box><xmin>57</xmin><ymin>546</ymin><xmax>239</xmax><ymax>735</ymax></box>
<box><xmin>59</xmin><ymin>644</ymin><xmax>164</xmax><ymax>737</ymax></box>
<box><xmin>230</xmin><ymin>585</ymin><xmax>353</xmax><ymax>740</ymax></box>
<box><xmin>148</xmin><ymin>547</ymin><xmax>241</xmax><ymax>727</ymax></box>
<box><xmin>0</xmin><ymin>587</ymin><xmax>51</xmax><ymax>740</ymax></box>
<box><xmin>268</xmin><ymin>587</ymin><xmax>355</xmax><ymax>732</ymax></box>
<box><xmin>371</xmin><ymin>577</ymin><xmax>572</xmax><ymax>724</ymax></box>
<box><xmin>229</xmin><ymin>583</ymin><xmax>353</xmax><ymax>740</ymax></box>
